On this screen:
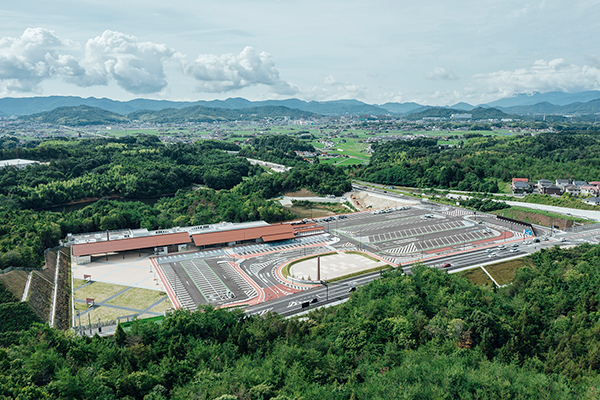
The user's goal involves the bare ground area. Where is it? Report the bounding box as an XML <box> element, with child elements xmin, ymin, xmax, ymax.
<box><xmin>284</xmin><ymin>188</ymin><xmax>318</xmax><ymax>197</ymax></box>
<box><xmin>353</xmin><ymin>191</ymin><xmax>419</xmax><ymax>211</ymax></box>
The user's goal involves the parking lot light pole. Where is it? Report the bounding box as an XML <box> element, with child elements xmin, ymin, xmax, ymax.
<box><xmin>320</xmin><ymin>280</ymin><xmax>329</xmax><ymax>301</ymax></box>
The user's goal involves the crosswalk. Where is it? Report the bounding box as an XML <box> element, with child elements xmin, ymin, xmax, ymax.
<box><xmin>235</xmin><ymin>235</ymin><xmax>331</xmax><ymax>256</ymax></box>
<box><xmin>442</xmin><ymin>208</ymin><xmax>473</xmax><ymax>217</ymax></box>
<box><xmin>247</xmin><ymin>257</ymin><xmax>287</xmax><ymax>276</ymax></box>
<box><xmin>156</xmin><ymin>248</ymin><xmax>226</xmax><ymax>264</ymax></box>
<box><xmin>387</xmin><ymin>242</ymin><xmax>418</xmax><ymax>254</ymax></box>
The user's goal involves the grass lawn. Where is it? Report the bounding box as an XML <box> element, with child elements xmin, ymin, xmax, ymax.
<box><xmin>107</xmin><ymin>287</ymin><xmax>169</xmax><ymax>310</ymax></box>
<box><xmin>485</xmin><ymin>258</ymin><xmax>531</xmax><ymax>286</ymax></box>
<box><xmin>73</xmin><ymin>278</ymin><xmax>87</xmax><ymax>290</ymax></box>
<box><xmin>74</xmin><ymin>281</ymin><xmax>128</xmax><ymax>303</ymax></box>
<box><xmin>335</xmin><ymin>158</ymin><xmax>367</xmax><ymax>166</ymax></box>
<box><xmin>76</xmin><ymin>303</ymin><xmax>138</xmax><ymax>322</ymax></box>
<box><xmin>149</xmin><ymin>297</ymin><xmax>174</xmax><ymax>313</ymax></box>
<box><xmin>459</xmin><ymin>267</ymin><xmax>494</xmax><ymax>286</ymax></box>
<box><xmin>491</xmin><ymin>206</ymin><xmax>592</xmax><ymax>229</ymax></box>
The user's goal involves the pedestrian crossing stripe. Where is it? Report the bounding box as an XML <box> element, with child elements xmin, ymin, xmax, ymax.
<box><xmin>387</xmin><ymin>242</ymin><xmax>418</xmax><ymax>254</ymax></box>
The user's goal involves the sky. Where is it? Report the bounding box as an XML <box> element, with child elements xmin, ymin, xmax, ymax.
<box><xmin>1</xmin><ymin>0</ymin><xmax>599</xmax><ymax>106</ymax></box>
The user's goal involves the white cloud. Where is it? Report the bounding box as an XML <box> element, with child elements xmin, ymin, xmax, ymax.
<box><xmin>0</xmin><ymin>28</ymin><xmax>176</xmax><ymax>95</ymax></box>
<box><xmin>0</xmin><ymin>29</ymin><xmax>296</xmax><ymax>97</ymax></box>
<box><xmin>73</xmin><ymin>31</ymin><xmax>176</xmax><ymax>94</ymax></box>
<box><xmin>302</xmin><ymin>75</ymin><xmax>368</xmax><ymax>101</ymax></box>
<box><xmin>425</xmin><ymin>67</ymin><xmax>459</xmax><ymax>81</ymax></box>
<box><xmin>182</xmin><ymin>46</ymin><xmax>297</xmax><ymax>95</ymax></box>
<box><xmin>475</xmin><ymin>58</ymin><xmax>600</xmax><ymax>98</ymax></box>
<box><xmin>0</xmin><ymin>28</ymin><xmax>71</xmax><ymax>93</ymax></box>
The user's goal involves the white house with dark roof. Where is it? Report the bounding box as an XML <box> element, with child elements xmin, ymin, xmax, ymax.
<box><xmin>584</xmin><ymin>197</ymin><xmax>600</xmax><ymax>206</ymax></box>
<box><xmin>563</xmin><ymin>184</ymin><xmax>580</xmax><ymax>196</ymax></box>
<box><xmin>555</xmin><ymin>179</ymin><xmax>570</xmax><ymax>188</ymax></box>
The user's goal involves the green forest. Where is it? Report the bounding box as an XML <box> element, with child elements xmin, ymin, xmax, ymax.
<box><xmin>3</xmin><ymin>128</ymin><xmax>600</xmax><ymax>398</ymax></box>
<box><xmin>356</xmin><ymin>130</ymin><xmax>600</xmax><ymax>192</ymax></box>
<box><xmin>0</xmin><ymin>136</ymin><xmax>350</xmax><ymax>269</ymax></box>
<box><xmin>20</xmin><ymin>104</ymin><xmax>315</xmax><ymax>126</ymax></box>
<box><xmin>2</xmin><ymin>245</ymin><xmax>600</xmax><ymax>398</ymax></box>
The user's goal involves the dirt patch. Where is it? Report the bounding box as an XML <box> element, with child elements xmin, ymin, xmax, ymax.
<box><xmin>287</xmin><ymin>206</ymin><xmax>336</xmax><ymax>219</ymax></box>
<box><xmin>284</xmin><ymin>188</ymin><xmax>318</xmax><ymax>197</ymax></box>
<box><xmin>353</xmin><ymin>191</ymin><xmax>418</xmax><ymax>210</ymax></box>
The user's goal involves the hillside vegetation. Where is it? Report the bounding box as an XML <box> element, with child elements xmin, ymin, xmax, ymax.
<box><xmin>1</xmin><ymin>245</ymin><xmax>600</xmax><ymax>398</ymax></box>
<box><xmin>19</xmin><ymin>104</ymin><xmax>316</xmax><ymax>125</ymax></box>
<box><xmin>356</xmin><ymin>130</ymin><xmax>600</xmax><ymax>193</ymax></box>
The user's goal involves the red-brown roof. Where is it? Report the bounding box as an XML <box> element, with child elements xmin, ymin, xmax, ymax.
<box><xmin>72</xmin><ymin>232</ymin><xmax>191</xmax><ymax>257</ymax></box>
<box><xmin>512</xmin><ymin>178</ymin><xmax>528</xmax><ymax>183</ymax></box>
<box><xmin>192</xmin><ymin>224</ymin><xmax>294</xmax><ymax>247</ymax></box>
<box><xmin>294</xmin><ymin>226</ymin><xmax>325</xmax><ymax>233</ymax></box>
<box><xmin>293</xmin><ymin>223</ymin><xmax>318</xmax><ymax>231</ymax></box>
<box><xmin>261</xmin><ymin>232</ymin><xmax>297</xmax><ymax>242</ymax></box>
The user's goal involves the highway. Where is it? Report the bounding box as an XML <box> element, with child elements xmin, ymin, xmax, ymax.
<box><xmin>245</xmin><ymin>225</ymin><xmax>600</xmax><ymax>318</ymax></box>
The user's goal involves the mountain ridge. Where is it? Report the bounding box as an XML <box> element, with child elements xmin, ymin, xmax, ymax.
<box><xmin>3</xmin><ymin>91</ymin><xmax>600</xmax><ymax>117</ymax></box>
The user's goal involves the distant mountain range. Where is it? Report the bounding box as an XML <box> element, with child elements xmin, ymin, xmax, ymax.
<box><xmin>20</xmin><ymin>104</ymin><xmax>316</xmax><ymax>126</ymax></box>
<box><xmin>2</xmin><ymin>90</ymin><xmax>600</xmax><ymax>118</ymax></box>
<box><xmin>405</xmin><ymin>107</ymin><xmax>514</xmax><ymax>121</ymax></box>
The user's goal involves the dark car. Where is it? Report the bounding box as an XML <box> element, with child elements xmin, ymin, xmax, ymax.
<box><xmin>310</xmin><ymin>298</ymin><xmax>319</xmax><ymax>304</ymax></box>
<box><xmin>348</xmin><ymin>286</ymin><xmax>357</xmax><ymax>292</ymax></box>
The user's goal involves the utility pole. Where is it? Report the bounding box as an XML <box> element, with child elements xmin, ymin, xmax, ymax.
<box><xmin>320</xmin><ymin>280</ymin><xmax>329</xmax><ymax>301</ymax></box>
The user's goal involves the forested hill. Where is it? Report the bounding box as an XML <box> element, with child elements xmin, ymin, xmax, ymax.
<box><xmin>405</xmin><ymin>106</ymin><xmax>512</xmax><ymax>120</ymax></box>
<box><xmin>21</xmin><ymin>105</ymin><xmax>129</xmax><ymax>126</ymax></box>
<box><xmin>19</xmin><ymin>104</ymin><xmax>316</xmax><ymax>126</ymax></box>
<box><xmin>3</xmin><ymin>245</ymin><xmax>600</xmax><ymax>397</ymax></box>
<box><xmin>356</xmin><ymin>130</ymin><xmax>600</xmax><ymax>192</ymax></box>
<box><xmin>128</xmin><ymin>105</ymin><xmax>315</xmax><ymax>123</ymax></box>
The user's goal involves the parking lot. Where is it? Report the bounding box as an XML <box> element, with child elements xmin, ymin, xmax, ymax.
<box><xmin>75</xmin><ymin>199</ymin><xmax>528</xmax><ymax>313</ymax></box>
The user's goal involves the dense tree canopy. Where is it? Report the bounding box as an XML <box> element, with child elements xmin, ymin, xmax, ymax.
<box><xmin>357</xmin><ymin>130</ymin><xmax>600</xmax><ymax>192</ymax></box>
<box><xmin>3</xmin><ymin>245</ymin><xmax>600</xmax><ymax>398</ymax></box>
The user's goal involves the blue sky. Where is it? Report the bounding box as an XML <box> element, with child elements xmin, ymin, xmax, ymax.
<box><xmin>1</xmin><ymin>0</ymin><xmax>599</xmax><ymax>105</ymax></box>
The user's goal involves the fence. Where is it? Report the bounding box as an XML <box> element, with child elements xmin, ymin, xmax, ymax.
<box><xmin>0</xmin><ymin>266</ymin><xmax>40</xmax><ymax>275</ymax></box>
<box><xmin>566</xmin><ymin>222</ymin><xmax>600</xmax><ymax>233</ymax></box>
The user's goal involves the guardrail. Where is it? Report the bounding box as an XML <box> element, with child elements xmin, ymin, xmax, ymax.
<box><xmin>566</xmin><ymin>222</ymin><xmax>600</xmax><ymax>233</ymax></box>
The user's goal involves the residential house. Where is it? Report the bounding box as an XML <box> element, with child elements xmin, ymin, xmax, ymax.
<box><xmin>542</xmin><ymin>185</ymin><xmax>562</xmax><ymax>195</ymax></box>
<box><xmin>511</xmin><ymin>180</ymin><xmax>532</xmax><ymax>194</ymax></box>
<box><xmin>555</xmin><ymin>179</ymin><xmax>570</xmax><ymax>188</ymax></box>
<box><xmin>581</xmin><ymin>185</ymin><xmax>599</xmax><ymax>196</ymax></box>
<box><xmin>563</xmin><ymin>184</ymin><xmax>580</xmax><ymax>197</ymax></box>
<box><xmin>537</xmin><ymin>179</ymin><xmax>553</xmax><ymax>191</ymax></box>
<box><xmin>589</xmin><ymin>181</ymin><xmax>600</xmax><ymax>187</ymax></box>
<box><xmin>573</xmin><ymin>180</ymin><xmax>588</xmax><ymax>188</ymax></box>
<box><xmin>584</xmin><ymin>197</ymin><xmax>600</xmax><ymax>206</ymax></box>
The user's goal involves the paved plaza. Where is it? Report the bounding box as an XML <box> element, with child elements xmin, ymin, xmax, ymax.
<box><xmin>289</xmin><ymin>252</ymin><xmax>386</xmax><ymax>281</ymax></box>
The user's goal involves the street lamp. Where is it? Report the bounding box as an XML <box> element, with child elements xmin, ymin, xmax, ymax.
<box><xmin>320</xmin><ymin>280</ymin><xmax>329</xmax><ymax>301</ymax></box>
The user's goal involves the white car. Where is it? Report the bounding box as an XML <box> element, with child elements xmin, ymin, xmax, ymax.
<box><xmin>488</xmin><ymin>253</ymin><xmax>497</xmax><ymax>258</ymax></box>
